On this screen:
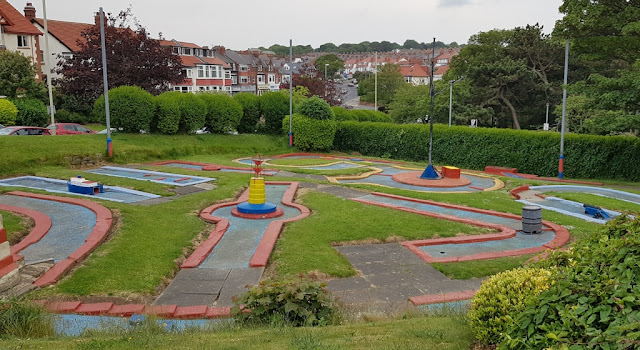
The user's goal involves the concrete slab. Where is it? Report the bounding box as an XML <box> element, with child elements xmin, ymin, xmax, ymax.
<box><xmin>154</xmin><ymin>293</ymin><xmax>218</xmax><ymax>307</ymax></box>
<box><xmin>174</xmin><ymin>268</ymin><xmax>230</xmax><ymax>281</ymax></box>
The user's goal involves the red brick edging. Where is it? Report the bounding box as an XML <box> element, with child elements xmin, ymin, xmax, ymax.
<box><xmin>354</xmin><ymin>192</ymin><xmax>570</xmax><ymax>263</ymax></box>
<box><xmin>509</xmin><ymin>185</ymin><xmax>530</xmax><ymax>200</ymax></box>
<box><xmin>183</xmin><ymin>182</ymin><xmax>310</xmax><ymax>269</ymax></box>
<box><xmin>5</xmin><ymin>191</ymin><xmax>113</xmax><ymax>287</ymax></box>
<box><xmin>410</xmin><ymin>290</ymin><xmax>477</xmax><ymax>306</ymax></box>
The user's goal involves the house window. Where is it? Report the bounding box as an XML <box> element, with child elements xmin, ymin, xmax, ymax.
<box><xmin>225</xmin><ymin>70</ymin><xmax>231</xmax><ymax>79</ymax></box>
<box><xmin>258</xmin><ymin>66</ymin><xmax>262</xmax><ymax>72</ymax></box>
<box><xmin>240</xmin><ymin>66</ymin><xmax>249</xmax><ymax>72</ymax></box>
<box><xmin>241</xmin><ymin>77</ymin><xmax>249</xmax><ymax>84</ymax></box>
<box><xmin>405</xmin><ymin>77</ymin><xmax>411</xmax><ymax>83</ymax></box>
<box><xmin>17</xmin><ymin>35</ymin><xmax>29</xmax><ymax>47</ymax></box>
<box><xmin>268</xmin><ymin>74</ymin><xmax>275</xmax><ymax>83</ymax></box>
<box><xmin>258</xmin><ymin>75</ymin><xmax>265</xmax><ymax>84</ymax></box>
<box><xmin>183</xmin><ymin>48</ymin><xmax>192</xmax><ymax>55</ymax></box>
<box><xmin>182</xmin><ymin>69</ymin><xmax>192</xmax><ymax>78</ymax></box>
<box><xmin>231</xmin><ymin>76</ymin><xmax>238</xmax><ymax>84</ymax></box>
<box><xmin>197</xmin><ymin>66</ymin><xmax>205</xmax><ymax>78</ymax></box>
<box><xmin>174</xmin><ymin>87</ymin><xmax>181</xmax><ymax>91</ymax></box>
<box><xmin>172</xmin><ymin>47</ymin><xmax>180</xmax><ymax>54</ymax></box>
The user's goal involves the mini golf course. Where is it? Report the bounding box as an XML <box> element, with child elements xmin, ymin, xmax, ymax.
<box><xmin>1</xmin><ymin>152</ymin><xmax>639</xmax><ymax>335</ymax></box>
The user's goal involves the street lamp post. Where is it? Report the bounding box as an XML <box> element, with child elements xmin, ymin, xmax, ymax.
<box><xmin>447</xmin><ymin>76</ymin><xmax>465</xmax><ymax>127</ymax></box>
<box><xmin>42</xmin><ymin>0</ymin><xmax>55</xmax><ymax>135</ymax></box>
<box><xmin>374</xmin><ymin>51</ymin><xmax>377</xmax><ymax>111</ymax></box>
<box><xmin>324</xmin><ymin>63</ymin><xmax>329</xmax><ymax>97</ymax></box>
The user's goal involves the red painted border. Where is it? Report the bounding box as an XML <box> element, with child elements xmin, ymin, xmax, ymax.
<box><xmin>354</xmin><ymin>192</ymin><xmax>570</xmax><ymax>263</ymax></box>
<box><xmin>149</xmin><ymin>160</ymin><xmax>278</xmax><ymax>174</ymax></box>
<box><xmin>183</xmin><ymin>182</ymin><xmax>310</xmax><ymax>269</ymax></box>
<box><xmin>510</xmin><ymin>185</ymin><xmax>530</xmax><ymax>200</ymax></box>
<box><xmin>5</xmin><ymin>191</ymin><xmax>113</xmax><ymax>287</ymax></box>
<box><xmin>410</xmin><ymin>290</ymin><xmax>477</xmax><ymax>306</ymax></box>
<box><xmin>0</xmin><ymin>204</ymin><xmax>52</xmax><ymax>255</ymax></box>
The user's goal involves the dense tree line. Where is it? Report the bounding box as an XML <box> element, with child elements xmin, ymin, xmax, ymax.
<box><xmin>260</xmin><ymin>39</ymin><xmax>459</xmax><ymax>56</ymax></box>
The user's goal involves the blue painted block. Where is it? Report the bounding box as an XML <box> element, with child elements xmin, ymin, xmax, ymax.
<box><xmin>584</xmin><ymin>204</ymin><xmax>610</xmax><ymax>219</ymax></box>
<box><xmin>236</xmin><ymin>201</ymin><xmax>277</xmax><ymax>214</ymax></box>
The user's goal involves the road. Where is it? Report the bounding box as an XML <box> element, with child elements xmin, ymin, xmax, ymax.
<box><xmin>336</xmin><ymin>80</ymin><xmax>375</xmax><ymax>110</ymax></box>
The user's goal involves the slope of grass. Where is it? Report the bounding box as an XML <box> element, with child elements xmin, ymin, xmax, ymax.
<box><xmin>0</xmin><ymin>210</ymin><xmax>30</xmax><ymax>243</ymax></box>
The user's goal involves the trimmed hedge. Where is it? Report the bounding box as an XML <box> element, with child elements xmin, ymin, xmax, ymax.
<box><xmin>296</xmin><ymin>96</ymin><xmax>334</xmax><ymax>120</ymax></box>
<box><xmin>283</xmin><ymin>113</ymin><xmax>336</xmax><ymax>151</ymax></box>
<box><xmin>333</xmin><ymin>122</ymin><xmax>640</xmax><ymax>181</ymax></box>
<box><xmin>234</xmin><ymin>92</ymin><xmax>261</xmax><ymax>133</ymax></box>
<box><xmin>0</xmin><ymin>99</ymin><xmax>18</xmax><ymax>126</ymax></box>
<box><xmin>93</xmin><ymin>86</ymin><xmax>155</xmax><ymax>133</ymax></box>
<box><xmin>260</xmin><ymin>91</ymin><xmax>289</xmax><ymax>134</ymax></box>
<box><xmin>331</xmin><ymin>106</ymin><xmax>392</xmax><ymax>123</ymax></box>
<box><xmin>153</xmin><ymin>94</ymin><xmax>180</xmax><ymax>134</ymax></box>
<box><xmin>198</xmin><ymin>93</ymin><xmax>243</xmax><ymax>133</ymax></box>
<box><xmin>12</xmin><ymin>98</ymin><xmax>49</xmax><ymax>127</ymax></box>
<box><xmin>160</xmin><ymin>92</ymin><xmax>206</xmax><ymax>133</ymax></box>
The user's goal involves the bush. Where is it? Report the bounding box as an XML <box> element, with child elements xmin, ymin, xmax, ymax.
<box><xmin>282</xmin><ymin>113</ymin><xmax>337</xmax><ymax>151</ymax></box>
<box><xmin>502</xmin><ymin>216</ymin><xmax>640</xmax><ymax>349</ymax></box>
<box><xmin>260</xmin><ymin>91</ymin><xmax>289</xmax><ymax>134</ymax></box>
<box><xmin>333</xmin><ymin>122</ymin><xmax>640</xmax><ymax>181</ymax></box>
<box><xmin>468</xmin><ymin>267</ymin><xmax>551</xmax><ymax>345</ymax></box>
<box><xmin>198</xmin><ymin>93</ymin><xmax>243</xmax><ymax>133</ymax></box>
<box><xmin>93</xmin><ymin>86</ymin><xmax>155</xmax><ymax>133</ymax></box>
<box><xmin>11</xmin><ymin>98</ymin><xmax>49</xmax><ymax>127</ymax></box>
<box><xmin>54</xmin><ymin>109</ymin><xmax>87</xmax><ymax>124</ymax></box>
<box><xmin>231</xmin><ymin>277</ymin><xmax>335</xmax><ymax>327</ymax></box>
<box><xmin>332</xmin><ymin>106</ymin><xmax>354</xmax><ymax>121</ymax></box>
<box><xmin>330</xmin><ymin>106</ymin><xmax>391</xmax><ymax>123</ymax></box>
<box><xmin>153</xmin><ymin>93</ymin><xmax>180</xmax><ymax>134</ymax></box>
<box><xmin>170</xmin><ymin>92</ymin><xmax>206</xmax><ymax>133</ymax></box>
<box><xmin>234</xmin><ymin>93</ymin><xmax>262</xmax><ymax>133</ymax></box>
<box><xmin>0</xmin><ymin>99</ymin><xmax>18</xmax><ymax>126</ymax></box>
<box><xmin>0</xmin><ymin>300</ymin><xmax>54</xmax><ymax>338</ymax></box>
<box><xmin>296</xmin><ymin>96</ymin><xmax>334</xmax><ymax>120</ymax></box>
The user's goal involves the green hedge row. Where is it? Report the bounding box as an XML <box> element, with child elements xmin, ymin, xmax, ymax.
<box><xmin>331</xmin><ymin>106</ymin><xmax>392</xmax><ymax>123</ymax></box>
<box><xmin>333</xmin><ymin>122</ymin><xmax>640</xmax><ymax>181</ymax></box>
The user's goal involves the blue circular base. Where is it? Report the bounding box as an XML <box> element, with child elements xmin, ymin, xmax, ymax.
<box><xmin>236</xmin><ymin>201</ymin><xmax>278</xmax><ymax>214</ymax></box>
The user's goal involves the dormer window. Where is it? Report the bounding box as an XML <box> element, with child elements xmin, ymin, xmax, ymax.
<box><xmin>172</xmin><ymin>47</ymin><xmax>180</xmax><ymax>54</ymax></box>
<box><xmin>258</xmin><ymin>66</ymin><xmax>262</xmax><ymax>72</ymax></box>
<box><xmin>183</xmin><ymin>48</ymin><xmax>192</xmax><ymax>55</ymax></box>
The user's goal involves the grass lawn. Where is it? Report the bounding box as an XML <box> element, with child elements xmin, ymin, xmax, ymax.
<box><xmin>0</xmin><ymin>209</ymin><xmax>30</xmax><ymax>243</ymax></box>
<box><xmin>433</xmin><ymin>254</ymin><xmax>535</xmax><ymax>280</ymax></box>
<box><xmin>267</xmin><ymin>157</ymin><xmax>360</xmax><ymax>166</ymax></box>
<box><xmin>0</xmin><ymin>314</ymin><xmax>473</xmax><ymax>350</ymax></box>
<box><xmin>85</xmin><ymin>123</ymin><xmax>107</xmax><ymax>132</ymax></box>
<box><xmin>273</xmin><ymin>191</ymin><xmax>492</xmax><ymax>278</ymax></box>
<box><xmin>545</xmin><ymin>191</ymin><xmax>640</xmax><ymax>214</ymax></box>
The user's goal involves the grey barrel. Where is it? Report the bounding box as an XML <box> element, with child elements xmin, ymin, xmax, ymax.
<box><xmin>522</xmin><ymin>205</ymin><xmax>542</xmax><ymax>234</ymax></box>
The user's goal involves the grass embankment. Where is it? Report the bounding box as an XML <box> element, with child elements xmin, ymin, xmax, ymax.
<box><xmin>0</xmin><ymin>133</ymin><xmax>289</xmax><ymax>177</ymax></box>
<box><xmin>0</xmin><ymin>210</ymin><xmax>30</xmax><ymax>243</ymax></box>
<box><xmin>545</xmin><ymin>191</ymin><xmax>640</xmax><ymax>214</ymax></box>
<box><xmin>0</xmin><ymin>314</ymin><xmax>473</xmax><ymax>350</ymax></box>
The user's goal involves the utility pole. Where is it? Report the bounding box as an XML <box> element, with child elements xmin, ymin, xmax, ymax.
<box><xmin>289</xmin><ymin>39</ymin><xmax>293</xmax><ymax>147</ymax></box>
<box><xmin>42</xmin><ymin>0</ymin><xmax>55</xmax><ymax>135</ymax></box>
<box><xmin>374</xmin><ymin>51</ymin><xmax>377</xmax><ymax>111</ymax></box>
<box><xmin>99</xmin><ymin>7</ymin><xmax>112</xmax><ymax>157</ymax></box>
<box><xmin>559</xmin><ymin>39</ymin><xmax>569</xmax><ymax>179</ymax></box>
<box><xmin>420</xmin><ymin>38</ymin><xmax>438</xmax><ymax>179</ymax></box>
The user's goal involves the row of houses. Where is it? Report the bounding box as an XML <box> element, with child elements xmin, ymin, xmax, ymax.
<box><xmin>0</xmin><ymin>0</ymin><xmax>457</xmax><ymax>95</ymax></box>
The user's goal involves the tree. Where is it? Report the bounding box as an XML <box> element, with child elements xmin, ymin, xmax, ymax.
<box><xmin>0</xmin><ymin>50</ymin><xmax>46</xmax><ymax>99</ymax></box>
<box><xmin>281</xmin><ymin>63</ymin><xmax>343</xmax><ymax>106</ymax></box>
<box><xmin>314</xmin><ymin>54</ymin><xmax>344</xmax><ymax>78</ymax></box>
<box><xmin>402</xmin><ymin>39</ymin><xmax>421</xmax><ymax>49</ymax></box>
<box><xmin>357</xmin><ymin>64</ymin><xmax>406</xmax><ymax>107</ymax></box>
<box><xmin>57</xmin><ymin>8</ymin><xmax>183</xmax><ymax>114</ymax></box>
<box><xmin>317</xmin><ymin>43</ymin><xmax>338</xmax><ymax>52</ymax></box>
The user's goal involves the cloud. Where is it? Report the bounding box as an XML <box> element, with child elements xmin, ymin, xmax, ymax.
<box><xmin>439</xmin><ymin>0</ymin><xmax>472</xmax><ymax>8</ymax></box>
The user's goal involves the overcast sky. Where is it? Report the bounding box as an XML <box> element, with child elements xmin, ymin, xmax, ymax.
<box><xmin>9</xmin><ymin>0</ymin><xmax>564</xmax><ymax>50</ymax></box>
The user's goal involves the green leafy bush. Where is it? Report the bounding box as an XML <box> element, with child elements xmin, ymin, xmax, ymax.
<box><xmin>468</xmin><ymin>267</ymin><xmax>551</xmax><ymax>345</ymax></box>
<box><xmin>0</xmin><ymin>99</ymin><xmax>18</xmax><ymax>126</ymax></box>
<box><xmin>260</xmin><ymin>91</ymin><xmax>289</xmax><ymax>134</ymax></box>
<box><xmin>502</xmin><ymin>216</ymin><xmax>640</xmax><ymax>349</ymax></box>
<box><xmin>332</xmin><ymin>106</ymin><xmax>354</xmax><ymax>121</ymax></box>
<box><xmin>0</xmin><ymin>300</ymin><xmax>54</xmax><ymax>338</ymax></box>
<box><xmin>331</xmin><ymin>106</ymin><xmax>391</xmax><ymax>123</ymax></box>
<box><xmin>11</xmin><ymin>98</ymin><xmax>49</xmax><ymax>127</ymax></box>
<box><xmin>232</xmin><ymin>278</ymin><xmax>335</xmax><ymax>327</ymax></box>
<box><xmin>93</xmin><ymin>86</ymin><xmax>155</xmax><ymax>133</ymax></box>
<box><xmin>159</xmin><ymin>92</ymin><xmax>206</xmax><ymax>133</ymax></box>
<box><xmin>153</xmin><ymin>93</ymin><xmax>180</xmax><ymax>134</ymax></box>
<box><xmin>234</xmin><ymin>92</ymin><xmax>261</xmax><ymax>133</ymax></box>
<box><xmin>333</xmin><ymin>122</ymin><xmax>640</xmax><ymax>181</ymax></box>
<box><xmin>54</xmin><ymin>109</ymin><xmax>87</xmax><ymax>124</ymax></box>
<box><xmin>282</xmin><ymin>114</ymin><xmax>337</xmax><ymax>151</ymax></box>
<box><xmin>296</xmin><ymin>96</ymin><xmax>334</xmax><ymax>120</ymax></box>
<box><xmin>198</xmin><ymin>93</ymin><xmax>243</xmax><ymax>133</ymax></box>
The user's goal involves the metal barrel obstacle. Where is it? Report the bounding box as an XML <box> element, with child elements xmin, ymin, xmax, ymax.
<box><xmin>521</xmin><ymin>205</ymin><xmax>542</xmax><ymax>234</ymax></box>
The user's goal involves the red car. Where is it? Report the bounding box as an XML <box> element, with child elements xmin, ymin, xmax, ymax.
<box><xmin>47</xmin><ymin>123</ymin><xmax>96</xmax><ymax>135</ymax></box>
<box><xmin>0</xmin><ymin>126</ymin><xmax>51</xmax><ymax>136</ymax></box>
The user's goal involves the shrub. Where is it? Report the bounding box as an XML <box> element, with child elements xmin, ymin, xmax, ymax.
<box><xmin>54</xmin><ymin>109</ymin><xmax>87</xmax><ymax>124</ymax></box>
<box><xmin>93</xmin><ymin>86</ymin><xmax>155</xmax><ymax>133</ymax></box>
<box><xmin>296</xmin><ymin>96</ymin><xmax>334</xmax><ymax>120</ymax></box>
<box><xmin>282</xmin><ymin>113</ymin><xmax>337</xmax><ymax>151</ymax></box>
<box><xmin>468</xmin><ymin>267</ymin><xmax>551</xmax><ymax>345</ymax></box>
<box><xmin>332</xmin><ymin>106</ymin><xmax>354</xmax><ymax>121</ymax></box>
<box><xmin>11</xmin><ymin>98</ymin><xmax>49</xmax><ymax>127</ymax></box>
<box><xmin>260</xmin><ymin>91</ymin><xmax>289</xmax><ymax>134</ymax></box>
<box><xmin>153</xmin><ymin>93</ymin><xmax>180</xmax><ymax>134</ymax></box>
<box><xmin>0</xmin><ymin>99</ymin><xmax>18</xmax><ymax>126</ymax></box>
<box><xmin>158</xmin><ymin>92</ymin><xmax>206</xmax><ymax>133</ymax></box>
<box><xmin>502</xmin><ymin>216</ymin><xmax>640</xmax><ymax>349</ymax></box>
<box><xmin>330</xmin><ymin>107</ymin><xmax>391</xmax><ymax>123</ymax></box>
<box><xmin>231</xmin><ymin>277</ymin><xmax>335</xmax><ymax>327</ymax></box>
<box><xmin>234</xmin><ymin>92</ymin><xmax>262</xmax><ymax>133</ymax></box>
<box><xmin>0</xmin><ymin>300</ymin><xmax>54</xmax><ymax>338</ymax></box>
<box><xmin>198</xmin><ymin>93</ymin><xmax>243</xmax><ymax>133</ymax></box>
<box><xmin>333</xmin><ymin>122</ymin><xmax>640</xmax><ymax>181</ymax></box>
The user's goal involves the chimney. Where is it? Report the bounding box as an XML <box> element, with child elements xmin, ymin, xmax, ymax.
<box><xmin>95</xmin><ymin>12</ymin><xmax>101</xmax><ymax>26</ymax></box>
<box><xmin>24</xmin><ymin>3</ymin><xmax>36</xmax><ymax>21</ymax></box>
<box><xmin>213</xmin><ymin>45</ymin><xmax>226</xmax><ymax>56</ymax></box>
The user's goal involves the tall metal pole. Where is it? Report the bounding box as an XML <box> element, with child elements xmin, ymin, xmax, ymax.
<box><xmin>448</xmin><ymin>81</ymin><xmax>453</xmax><ymax>127</ymax></box>
<box><xmin>428</xmin><ymin>38</ymin><xmax>435</xmax><ymax>166</ymax></box>
<box><xmin>374</xmin><ymin>51</ymin><xmax>377</xmax><ymax>111</ymax></box>
<box><xmin>288</xmin><ymin>39</ymin><xmax>293</xmax><ymax>148</ymax></box>
<box><xmin>99</xmin><ymin>8</ymin><xmax>112</xmax><ymax>157</ymax></box>
<box><xmin>559</xmin><ymin>39</ymin><xmax>569</xmax><ymax>179</ymax></box>
<box><xmin>42</xmin><ymin>0</ymin><xmax>55</xmax><ymax>135</ymax></box>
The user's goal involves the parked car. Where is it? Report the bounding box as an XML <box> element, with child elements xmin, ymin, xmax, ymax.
<box><xmin>47</xmin><ymin>123</ymin><xmax>96</xmax><ymax>135</ymax></box>
<box><xmin>347</xmin><ymin>83</ymin><xmax>355</xmax><ymax>87</ymax></box>
<box><xmin>0</xmin><ymin>126</ymin><xmax>51</xmax><ymax>135</ymax></box>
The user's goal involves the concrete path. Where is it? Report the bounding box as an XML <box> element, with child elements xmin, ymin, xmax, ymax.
<box><xmin>327</xmin><ymin>243</ymin><xmax>482</xmax><ymax>313</ymax></box>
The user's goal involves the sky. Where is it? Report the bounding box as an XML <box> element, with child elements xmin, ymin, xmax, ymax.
<box><xmin>8</xmin><ymin>0</ymin><xmax>564</xmax><ymax>50</ymax></box>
